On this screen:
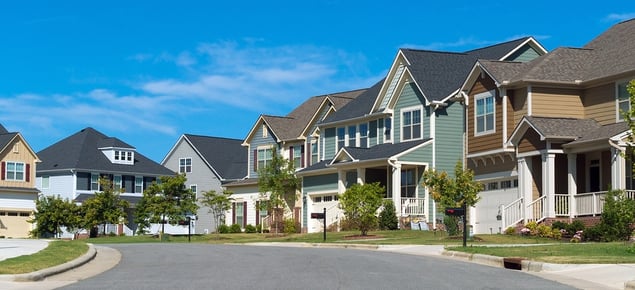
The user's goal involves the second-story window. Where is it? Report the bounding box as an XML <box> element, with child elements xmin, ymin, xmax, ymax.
<box><xmin>617</xmin><ymin>80</ymin><xmax>631</xmax><ymax>121</ymax></box>
<box><xmin>385</xmin><ymin>117</ymin><xmax>392</xmax><ymax>141</ymax></box>
<box><xmin>290</xmin><ymin>145</ymin><xmax>303</xmax><ymax>169</ymax></box>
<box><xmin>4</xmin><ymin>161</ymin><xmax>25</xmax><ymax>181</ymax></box>
<box><xmin>114</xmin><ymin>175</ymin><xmax>122</xmax><ymax>190</ymax></box>
<box><xmin>179</xmin><ymin>158</ymin><xmax>192</xmax><ymax>173</ymax></box>
<box><xmin>475</xmin><ymin>90</ymin><xmax>495</xmax><ymax>135</ymax></box>
<box><xmin>336</xmin><ymin>127</ymin><xmax>345</xmax><ymax>151</ymax></box>
<box><xmin>91</xmin><ymin>173</ymin><xmax>99</xmax><ymax>191</ymax></box>
<box><xmin>359</xmin><ymin>123</ymin><xmax>368</xmax><ymax>148</ymax></box>
<box><xmin>135</xmin><ymin>176</ymin><xmax>143</xmax><ymax>193</ymax></box>
<box><xmin>401</xmin><ymin>107</ymin><xmax>422</xmax><ymax>141</ymax></box>
<box><xmin>348</xmin><ymin>125</ymin><xmax>357</xmax><ymax>147</ymax></box>
<box><xmin>257</xmin><ymin>147</ymin><xmax>273</xmax><ymax>170</ymax></box>
<box><xmin>311</xmin><ymin>139</ymin><xmax>319</xmax><ymax>165</ymax></box>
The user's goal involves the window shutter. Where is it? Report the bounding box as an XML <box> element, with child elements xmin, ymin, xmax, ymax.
<box><xmin>253</xmin><ymin>149</ymin><xmax>258</xmax><ymax>172</ymax></box>
<box><xmin>25</xmin><ymin>164</ymin><xmax>30</xmax><ymax>182</ymax></box>
<box><xmin>243</xmin><ymin>201</ymin><xmax>247</xmax><ymax>227</ymax></box>
<box><xmin>289</xmin><ymin>146</ymin><xmax>293</xmax><ymax>160</ymax></box>
<box><xmin>1</xmin><ymin>161</ymin><xmax>4</xmax><ymax>180</ymax></box>
<box><xmin>255</xmin><ymin>201</ymin><xmax>260</xmax><ymax>225</ymax></box>
<box><xmin>232</xmin><ymin>203</ymin><xmax>236</xmax><ymax>225</ymax></box>
<box><xmin>300</xmin><ymin>145</ymin><xmax>305</xmax><ymax>168</ymax></box>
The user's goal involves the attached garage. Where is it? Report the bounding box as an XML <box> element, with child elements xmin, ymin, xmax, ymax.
<box><xmin>0</xmin><ymin>191</ymin><xmax>37</xmax><ymax>238</ymax></box>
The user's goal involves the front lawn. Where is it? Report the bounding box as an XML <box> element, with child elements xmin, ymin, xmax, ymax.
<box><xmin>0</xmin><ymin>240</ymin><xmax>88</xmax><ymax>274</ymax></box>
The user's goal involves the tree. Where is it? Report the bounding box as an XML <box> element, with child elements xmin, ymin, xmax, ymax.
<box><xmin>29</xmin><ymin>195</ymin><xmax>82</xmax><ymax>238</ymax></box>
<box><xmin>339</xmin><ymin>182</ymin><xmax>385</xmax><ymax>236</ymax></box>
<box><xmin>422</xmin><ymin>161</ymin><xmax>483</xmax><ymax>235</ymax></box>
<box><xmin>378</xmin><ymin>199</ymin><xmax>399</xmax><ymax>230</ymax></box>
<box><xmin>257</xmin><ymin>148</ymin><xmax>301</xmax><ymax>234</ymax></box>
<box><xmin>135</xmin><ymin>174</ymin><xmax>198</xmax><ymax>239</ymax></box>
<box><xmin>199</xmin><ymin>189</ymin><xmax>234</xmax><ymax>234</ymax></box>
<box><xmin>82</xmin><ymin>178</ymin><xmax>130</xmax><ymax>236</ymax></box>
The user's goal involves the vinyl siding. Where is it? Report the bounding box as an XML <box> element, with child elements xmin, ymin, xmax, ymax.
<box><xmin>511</xmin><ymin>88</ymin><xmax>528</xmax><ymax>126</ymax></box>
<box><xmin>303</xmin><ymin>173</ymin><xmax>338</xmax><ymax>193</ymax></box>
<box><xmin>582</xmin><ymin>83</ymin><xmax>615</xmax><ymax>125</ymax></box>
<box><xmin>505</xmin><ymin>45</ymin><xmax>541</xmax><ymax>62</ymax></box>
<box><xmin>0</xmin><ymin>192</ymin><xmax>36</xmax><ymax>209</ymax></box>
<box><xmin>248</xmin><ymin>124</ymin><xmax>278</xmax><ymax>178</ymax></box>
<box><xmin>532</xmin><ymin>87</ymin><xmax>584</xmax><ymax>118</ymax></box>
<box><xmin>467</xmin><ymin>76</ymin><xmax>503</xmax><ymax>154</ymax></box>
<box><xmin>518</xmin><ymin>129</ymin><xmax>545</xmax><ymax>153</ymax></box>
<box><xmin>323</xmin><ymin>127</ymin><xmax>336</xmax><ymax>160</ymax></box>
<box><xmin>434</xmin><ymin>101</ymin><xmax>464</xmax><ymax>174</ymax></box>
<box><xmin>394</xmin><ymin>83</ymin><xmax>427</xmax><ymax>143</ymax></box>
<box><xmin>37</xmin><ymin>175</ymin><xmax>74</xmax><ymax>200</ymax></box>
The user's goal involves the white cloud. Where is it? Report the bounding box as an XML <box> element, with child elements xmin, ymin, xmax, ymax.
<box><xmin>605</xmin><ymin>13</ymin><xmax>635</xmax><ymax>22</ymax></box>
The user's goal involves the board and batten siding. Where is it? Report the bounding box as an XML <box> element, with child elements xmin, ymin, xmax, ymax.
<box><xmin>303</xmin><ymin>173</ymin><xmax>338</xmax><ymax>193</ymax></box>
<box><xmin>583</xmin><ymin>83</ymin><xmax>615</xmax><ymax>125</ymax></box>
<box><xmin>0</xmin><ymin>138</ymin><xmax>37</xmax><ymax>189</ymax></box>
<box><xmin>393</xmin><ymin>83</ymin><xmax>428</xmax><ymax>143</ymax></box>
<box><xmin>323</xmin><ymin>127</ymin><xmax>336</xmax><ymax>160</ymax></box>
<box><xmin>467</xmin><ymin>77</ymin><xmax>503</xmax><ymax>154</ymax></box>
<box><xmin>248</xmin><ymin>124</ymin><xmax>278</xmax><ymax>178</ymax></box>
<box><xmin>531</xmin><ymin>87</ymin><xmax>584</xmax><ymax>118</ymax></box>
<box><xmin>434</xmin><ymin>101</ymin><xmax>464</xmax><ymax>175</ymax></box>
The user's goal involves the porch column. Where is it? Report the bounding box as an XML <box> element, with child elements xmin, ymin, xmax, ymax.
<box><xmin>518</xmin><ymin>157</ymin><xmax>533</xmax><ymax>222</ymax></box>
<box><xmin>391</xmin><ymin>162</ymin><xmax>402</xmax><ymax>217</ymax></box>
<box><xmin>356</xmin><ymin>168</ymin><xmax>366</xmax><ymax>185</ymax></box>
<box><xmin>567</xmin><ymin>153</ymin><xmax>577</xmax><ymax>219</ymax></box>
<box><xmin>337</xmin><ymin>170</ymin><xmax>346</xmax><ymax>194</ymax></box>
<box><xmin>543</xmin><ymin>153</ymin><xmax>556</xmax><ymax>218</ymax></box>
<box><xmin>611</xmin><ymin>147</ymin><xmax>626</xmax><ymax>190</ymax></box>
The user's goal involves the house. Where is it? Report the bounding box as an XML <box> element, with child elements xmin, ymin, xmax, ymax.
<box><xmin>36</xmin><ymin>127</ymin><xmax>175</xmax><ymax>236</ymax></box>
<box><xmin>223</xmin><ymin>89</ymin><xmax>365</xmax><ymax>231</ymax></box>
<box><xmin>0</xmin><ymin>124</ymin><xmax>40</xmax><ymax>238</ymax></box>
<box><xmin>298</xmin><ymin>37</ymin><xmax>546</xmax><ymax>233</ymax></box>
<box><xmin>161</xmin><ymin>134</ymin><xmax>246</xmax><ymax>234</ymax></box>
<box><xmin>460</xmin><ymin>18</ymin><xmax>635</xmax><ymax>234</ymax></box>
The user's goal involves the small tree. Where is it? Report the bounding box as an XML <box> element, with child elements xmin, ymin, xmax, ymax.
<box><xmin>82</xmin><ymin>178</ymin><xmax>129</xmax><ymax>236</ymax></box>
<box><xmin>135</xmin><ymin>174</ymin><xmax>198</xmax><ymax>240</ymax></box>
<box><xmin>199</xmin><ymin>189</ymin><xmax>234</xmax><ymax>235</ymax></box>
<box><xmin>598</xmin><ymin>189</ymin><xmax>635</xmax><ymax>241</ymax></box>
<box><xmin>378</xmin><ymin>199</ymin><xmax>398</xmax><ymax>230</ymax></box>
<box><xmin>29</xmin><ymin>195</ymin><xmax>82</xmax><ymax>238</ymax></box>
<box><xmin>339</xmin><ymin>182</ymin><xmax>385</xmax><ymax>236</ymax></box>
<box><xmin>257</xmin><ymin>148</ymin><xmax>301</xmax><ymax>234</ymax></box>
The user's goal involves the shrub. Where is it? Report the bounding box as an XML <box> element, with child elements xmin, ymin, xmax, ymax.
<box><xmin>525</xmin><ymin>221</ymin><xmax>538</xmax><ymax>235</ymax></box>
<box><xmin>283</xmin><ymin>218</ymin><xmax>297</xmax><ymax>234</ymax></box>
<box><xmin>229</xmin><ymin>224</ymin><xmax>242</xmax><ymax>233</ymax></box>
<box><xmin>244</xmin><ymin>224</ymin><xmax>257</xmax><ymax>233</ymax></box>
<box><xmin>598</xmin><ymin>190</ymin><xmax>635</xmax><ymax>241</ymax></box>
<box><xmin>217</xmin><ymin>224</ymin><xmax>229</xmax><ymax>234</ymax></box>
<box><xmin>378</xmin><ymin>200</ymin><xmax>399</xmax><ymax>230</ymax></box>
<box><xmin>504</xmin><ymin>227</ymin><xmax>515</xmax><ymax>235</ymax></box>
<box><xmin>567</xmin><ymin>220</ymin><xmax>586</xmax><ymax>234</ymax></box>
<box><xmin>550</xmin><ymin>228</ymin><xmax>562</xmax><ymax>240</ymax></box>
<box><xmin>444</xmin><ymin>215</ymin><xmax>460</xmax><ymax>236</ymax></box>
<box><xmin>583</xmin><ymin>225</ymin><xmax>604</xmax><ymax>242</ymax></box>
<box><xmin>550</xmin><ymin>221</ymin><xmax>568</xmax><ymax>230</ymax></box>
<box><xmin>536</xmin><ymin>224</ymin><xmax>553</xmax><ymax>238</ymax></box>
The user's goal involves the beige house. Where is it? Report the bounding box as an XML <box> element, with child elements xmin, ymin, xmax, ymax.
<box><xmin>460</xmin><ymin>18</ymin><xmax>635</xmax><ymax>233</ymax></box>
<box><xmin>0</xmin><ymin>124</ymin><xmax>40</xmax><ymax>238</ymax></box>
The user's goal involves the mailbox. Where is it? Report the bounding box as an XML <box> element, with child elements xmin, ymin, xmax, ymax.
<box><xmin>311</xmin><ymin>212</ymin><xmax>325</xmax><ymax>219</ymax></box>
<box><xmin>444</xmin><ymin>207</ymin><xmax>465</xmax><ymax>216</ymax></box>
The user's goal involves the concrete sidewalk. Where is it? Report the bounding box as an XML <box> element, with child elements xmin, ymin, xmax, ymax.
<box><xmin>0</xmin><ymin>239</ymin><xmax>50</xmax><ymax>262</ymax></box>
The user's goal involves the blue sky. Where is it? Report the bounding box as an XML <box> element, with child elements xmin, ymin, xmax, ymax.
<box><xmin>1</xmin><ymin>1</ymin><xmax>634</xmax><ymax>163</ymax></box>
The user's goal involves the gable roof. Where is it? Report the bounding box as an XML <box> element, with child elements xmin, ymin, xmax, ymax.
<box><xmin>181</xmin><ymin>134</ymin><xmax>247</xmax><ymax>180</ymax></box>
<box><xmin>321</xmin><ymin>79</ymin><xmax>386</xmax><ymax>124</ymax></box>
<box><xmin>466</xmin><ymin>37</ymin><xmax>536</xmax><ymax>60</ymax></box>
<box><xmin>37</xmin><ymin>127</ymin><xmax>174</xmax><ymax>175</ymax></box>
<box><xmin>0</xmin><ymin>124</ymin><xmax>7</xmax><ymax>134</ymax></box>
<box><xmin>565</xmin><ymin>122</ymin><xmax>629</xmax><ymax>146</ymax></box>
<box><xmin>0</xmin><ymin>132</ymin><xmax>19</xmax><ymax>154</ymax></box>
<box><xmin>0</xmin><ymin>125</ymin><xmax>40</xmax><ymax>161</ymax></box>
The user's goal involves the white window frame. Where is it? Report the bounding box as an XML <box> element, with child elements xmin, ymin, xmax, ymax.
<box><xmin>384</xmin><ymin>117</ymin><xmax>392</xmax><ymax>143</ymax></box>
<box><xmin>616</xmin><ymin>79</ymin><xmax>633</xmax><ymax>122</ymax></box>
<box><xmin>347</xmin><ymin>125</ymin><xmax>357</xmax><ymax>147</ymax></box>
<box><xmin>5</xmin><ymin>161</ymin><xmax>25</xmax><ymax>181</ymax></box>
<box><xmin>114</xmin><ymin>175</ymin><xmax>122</xmax><ymax>191</ymax></box>
<box><xmin>359</xmin><ymin>123</ymin><xmax>368</xmax><ymax>148</ymax></box>
<box><xmin>90</xmin><ymin>173</ymin><xmax>100</xmax><ymax>191</ymax></box>
<box><xmin>262</xmin><ymin>124</ymin><xmax>268</xmax><ymax>138</ymax></box>
<box><xmin>135</xmin><ymin>176</ymin><xmax>143</xmax><ymax>193</ymax></box>
<box><xmin>310</xmin><ymin>138</ymin><xmax>319</xmax><ymax>165</ymax></box>
<box><xmin>257</xmin><ymin>146</ymin><xmax>273</xmax><ymax>170</ymax></box>
<box><xmin>474</xmin><ymin>90</ymin><xmax>496</xmax><ymax>136</ymax></box>
<box><xmin>400</xmin><ymin>105</ymin><xmax>423</xmax><ymax>142</ymax></box>
<box><xmin>190</xmin><ymin>184</ymin><xmax>198</xmax><ymax>197</ymax></box>
<box><xmin>336</xmin><ymin>127</ymin><xmax>345</xmax><ymax>151</ymax></box>
<box><xmin>179</xmin><ymin>157</ymin><xmax>192</xmax><ymax>173</ymax></box>
<box><xmin>292</xmin><ymin>145</ymin><xmax>302</xmax><ymax>168</ymax></box>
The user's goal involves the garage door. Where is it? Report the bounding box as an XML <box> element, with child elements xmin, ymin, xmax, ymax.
<box><xmin>0</xmin><ymin>210</ymin><xmax>32</xmax><ymax>238</ymax></box>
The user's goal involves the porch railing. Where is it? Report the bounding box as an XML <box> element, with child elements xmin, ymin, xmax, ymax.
<box><xmin>401</xmin><ymin>198</ymin><xmax>426</xmax><ymax>216</ymax></box>
<box><xmin>527</xmin><ymin>195</ymin><xmax>547</xmax><ymax>224</ymax></box>
<box><xmin>501</xmin><ymin>197</ymin><xmax>524</xmax><ymax>230</ymax></box>
<box><xmin>554</xmin><ymin>194</ymin><xmax>569</xmax><ymax>216</ymax></box>
<box><xmin>576</xmin><ymin>191</ymin><xmax>605</xmax><ymax>216</ymax></box>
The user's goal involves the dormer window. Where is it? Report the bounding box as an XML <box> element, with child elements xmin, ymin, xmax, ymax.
<box><xmin>109</xmin><ymin>149</ymin><xmax>134</xmax><ymax>165</ymax></box>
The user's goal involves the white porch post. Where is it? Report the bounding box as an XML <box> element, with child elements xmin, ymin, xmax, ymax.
<box><xmin>567</xmin><ymin>153</ymin><xmax>577</xmax><ymax>218</ymax></box>
<box><xmin>357</xmin><ymin>168</ymin><xmax>366</xmax><ymax>185</ymax></box>
<box><xmin>337</xmin><ymin>170</ymin><xmax>346</xmax><ymax>194</ymax></box>
<box><xmin>392</xmin><ymin>162</ymin><xmax>402</xmax><ymax>217</ymax></box>
<box><xmin>518</xmin><ymin>157</ymin><xmax>533</xmax><ymax>222</ymax></box>
<box><xmin>543</xmin><ymin>153</ymin><xmax>556</xmax><ymax>218</ymax></box>
<box><xmin>611</xmin><ymin>147</ymin><xmax>625</xmax><ymax>190</ymax></box>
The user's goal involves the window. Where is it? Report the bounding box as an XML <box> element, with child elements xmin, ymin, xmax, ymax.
<box><xmin>401</xmin><ymin>169</ymin><xmax>417</xmax><ymax>198</ymax></box>
<box><xmin>323</xmin><ymin>195</ymin><xmax>333</xmax><ymax>202</ymax></box>
<box><xmin>618</xmin><ymin>81</ymin><xmax>631</xmax><ymax>121</ymax></box>
<box><xmin>500</xmin><ymin>180</ymin><xmax>512</xmax><ymax>189</ymax></box>
<box><xmin>348</xmin><ymin>125</ymin><xmax>356</xmax><ymax>147</ymax></box>
<box><xmin>114</xmin><ymin>175</ymin><xmax>122</xmax><ymax>190</ymax></box>
<box><xmin>42</xmin><ymin>176</ymin><xmax>50</xmax><ymax>189</ymax></box>
<box><xmin>385</xmin><ymin>117</ymin><xmax>392</xmax><ymax>141</ymax></box>
<box><xmin>293</xmin><ymin>146</ymin><xmax>302</xmax><ymax>168</ymax></box>
<box><xmin>314</xmin><ymin>196</ymin><xmax>322</xmax><ymax>203</ymax></box>
<box><xmin>401</xmin><ymin>107</ymin><xmax>422</xmax><ymax>141</ymax></box>
<box><xmin>179</xmin><ymin>158</ymin><xmax>192</xmax><ymax>173</ymax></box>
<box><xmin>5</xmin><ymin>162</ymin><xmax>25</xmax><ymax>181</ymax></box>
<box><xmin>114</xmin><ymin>150</ymin><xmax>134</xmax><ymax>164</ymax></box>
<box><xmin>190</xmin><ymin>184</ymin><xmax>198</xmax><ymax>197</ymax></box>
<box><xmin>91</xmin><ymin>173</ymin><xmax>99</xmax><ymax>191</ymax></box>
<box><xmin>359</xmin><ymin>123</ymin><xmax>368</xmax><ymax>148</ymax></box>
<box><xmin>475</xmin><ymin>90</ymin><xmax>495</xmax><ymax>134</ymax></box>
<box><xmin>135</xmin><ymin>177</ymin><xmax>143</xmax><ymax>193</ymax></box>
<box><xmin>337</xmin><ymin>127</ymin><xmax>345</xmax><ymax>150</ymax></box>
<box><xmin>257</xmin><ymin>147</ymin><xmax>273</xmax><ymax>170</ymax></box>
<box><xmin>311</xmin><ymin>139</ymin><xmax>319</xmax><ymax>165</ymax></box>
<box><xmin>235</xmin><ymin>202</ymin><xmax>244</xmax><ymax>227</ymax></box>
<box><xmin>487</xmin><ymin>182</ymin><xmax>499</xmax><ymax>191</ymax></box>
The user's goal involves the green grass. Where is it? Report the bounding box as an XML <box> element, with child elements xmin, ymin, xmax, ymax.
<box><xmin>448</xmin><ymin>242</ymin><xmax>635</xmax><ymax>264</ymax></box>
<box><xmin>0</xmin><ymin>240</ymin><xmax>88</xmax><ymax>274</ymax></box>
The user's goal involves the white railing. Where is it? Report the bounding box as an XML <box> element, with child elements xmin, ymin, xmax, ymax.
<box><xmin>554</xmin><ymin>194</ymin><xmax>569</xmax><ymax>216</ymax></box>
<box><xmin>325</xmin><ymin>203</ymin><xmax>342</xmax><ymax>230</ymax></box>
<box><xmin>576</xmin><ymin>191</ymin><xmax>604</xmax><ymax>216</ymax></box>
<box><xmin>501</xmin><ymin>197</ymin><xmax>523</xmax><ymax>230</ymax></box>
<box><xmin>527</xmin><ymin>195</ymin><xmax>547</xmax><ymax>223</ymax></box>
<box><xmin>626</xmin><ymin>190</ymin><xmax>635</xmax><ymax>200</ymax></box>
<box><xmin>401</xmin><ymin>198</ymin><xmax>425</xmax><ymax>216</ymax></box>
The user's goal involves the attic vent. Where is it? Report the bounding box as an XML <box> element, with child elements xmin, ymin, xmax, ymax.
<box><xmin>13</xmin><ymin>143</ymin><xmax>19</xmax><ymax>153</ymax></box>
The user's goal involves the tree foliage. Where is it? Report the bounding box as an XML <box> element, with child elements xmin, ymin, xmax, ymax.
<box><xmin>199</xmin><ymin>189</ymin><xmax>234</xmax><ymax>233</ymax></box>
<box><xmin>30</xmin><ymin>195</ymin><xmax>82</xmax><ymax>238</ymax></box>
<box><xmin>82</xmin><ymin>178</ymin><xmax>129</xmax><ymax>235</ymax></box>
<box><xmin>588</xmin><ymin>189</ymin><xmax>635</xmax><ymax>241</ymax></box>
<box><xmin>135</xmin><ymin>174</ymin><xmax>198</xmax><ymax>237</ymax></box>
<box><xmin>378</xmin><ymin>199</ymin><xmax>399</xmax><ymax>230</ymax></box>
<box><xmin>339</xmin><ymin>182</ymin><xmax>385</xmax><ymax>236</ymax></box>
<box><xmin>422</xmin><ymin>161</ymin><xmax>482</xmax><ymax>208</ymax></box>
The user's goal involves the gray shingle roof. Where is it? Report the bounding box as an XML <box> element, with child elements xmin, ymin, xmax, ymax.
<box><xmin>524</xmin><ymin>116</ymin><xmax>601</xmax><ymax>140</ymax></box>
<box><xmin>37</xmin><ymin>127</ymin><xmax>174</xmax><ymax>176</ymax></box>
<box><xmin>566</xmin><ymin>122</ymin><xmax>629</xmax><ymax>145</ymax></box>
<box><xmin>223</xmin><ymin>177</ymin><xmax>259</xmax><ymax>187</ymax></box>
<box><xmin>322</xmin><ymin>79</ymin><xmax>385</xmax><ymax>124</ymax></box>
<box><xmin>0</xmin><ymin>132</ymin><xmax>17</xmax><ymax>152</ymax></box>
<box><xmin>465</xmin><ymin>37</ymin><xmax>532</xmax><ymax>60</ymax></box>
<box><xmin>0</xmin><ymin>124</ymin><xmax>7</xmax><ymax>134</ymax></box>
<box><xmin>184</xmin><ymin>134</ymin><xmax>247</xmax><ymax>180</ymax></box>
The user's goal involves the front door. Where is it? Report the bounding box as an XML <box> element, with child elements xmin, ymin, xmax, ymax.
<box><xmin>589</xmin><ymin>162</ymin><xmax>600</xmax><ymax>192</ymax></box>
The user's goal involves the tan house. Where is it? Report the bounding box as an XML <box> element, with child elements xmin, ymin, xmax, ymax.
<box><xmin>0</xmin><ymin>124</ymin><xmax>40</xmax><ymax>238</ymax></box>
<box><xmin>460</xmin><ymin>18</ymin><xmax>635</xmax><ymax>234</ymax></box>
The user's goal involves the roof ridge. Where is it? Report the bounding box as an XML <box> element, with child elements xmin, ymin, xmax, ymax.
<box><xmin>464</xmin><ymin>37</ymin><xmax>530</xmax><ymax>53</ymax></box>
<box><xmin>184</xmin><ymin>133</ymin><xmax>242</xmax><ymax>142</ymax></box>
<box><xmin>400</xmin><ymin>48</ymin><xmax>468</xmax><ymax>55</ymax></box>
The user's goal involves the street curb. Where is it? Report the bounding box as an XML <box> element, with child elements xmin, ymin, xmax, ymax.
<box><xmin>0</xmin><ymin>243</ymin><xmax>96</xmax><ymax>282</ymax></box>
<box><xmin>308</xmin><ymin>243</ymin><xmax>379</xmax><ymax>250</ymax></box>
<box><xmin>443</xmin><ymin>250</ymin><xmax>548</xmax><ymax>272</ymax></box>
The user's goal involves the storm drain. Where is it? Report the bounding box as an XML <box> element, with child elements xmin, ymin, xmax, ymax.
<box><xmin>503</xmin><ymin>257</ymin><xmax>523</xmax><ymax>270</ymax></box>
